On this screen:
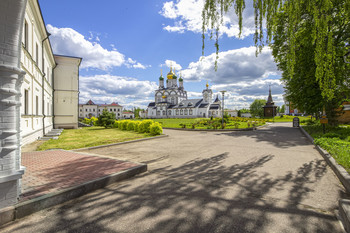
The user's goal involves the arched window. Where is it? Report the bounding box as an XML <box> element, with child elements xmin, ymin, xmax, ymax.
<box><xmin>157</xmin><ymin>111</ymin><xmax>160</xmax><ymax>116</ymax></box>
<box><xmin>180</xmin><ymin>109</ymin><xmax>183</xmax><ymax>115</ymax></box>
<box><xmin>171</xmin><ymin>97</ymin><xmax>175</xmax><ymax>104</ymax></box>
<box><xmin>168</xmin><ymin>110</ymin><xmax>171</xmax><ymax>115</ymax></box>
<box><xmin>162</xmin><ymin>110</ymin><xmax>165</xmax><ymax>115</ymax></box>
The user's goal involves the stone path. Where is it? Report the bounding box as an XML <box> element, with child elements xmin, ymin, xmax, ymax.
<box><xmin>1</xmin><ymin>122</ymin><xmax>347</xmax><ymax>233</ymax></box>
<box><xmin>20</xmin><ymin>150</ymin><xmax>141</xmax><ymax>201</ymax></box>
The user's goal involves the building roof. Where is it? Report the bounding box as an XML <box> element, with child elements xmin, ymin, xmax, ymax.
<box><xmin>214</xmin><ymin>95</ymin><xmax>220</xmax><ymax>102</ymax></box>
<box><xmin>209</xmin><ymin>104</ymin><xmax>220</xmax><ymax>110</ymax></box>
<box><xmin>199</xmin><ymin>103</ymin><xmax>209</xmax><ymax>108</ymax></box>
<box><xmin>86</xmin><ymin>100</ymin><xmax>95</xmax><ymax>105</ymax></box>
<box><xmin>174</xmin><ymin>99</ymin><xmax>203</xmax><ymax>108</ymax></box>
<box><xmin>266</xmin><ymin>87</ymin><xmax>275</xmax><ymax>105</ymax></box>
<box><xmin>123</xmin><ymin>111</ymin><xmax>134</xmax><ymax>114</ymax></box>
<box><xmin>148</xmin><ymin>102</ymin><xmax>156</xmax><ymax>107</ymax></box>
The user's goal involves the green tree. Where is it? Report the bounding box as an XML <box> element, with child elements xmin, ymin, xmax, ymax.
<box><xmin>270</xmin><ymin>1</ymin><xmax>350</xmax><ymax>123</ymax></box>
<box><xmin>280</xmin><ymin>105</ymin><xmax>285</xmax><ymax>113</ymax></box>
<box><xmin>134</xmin><ymin>107</ymin><xmax>144</xmax><ymax>118</ymax></box>
<box><xmin>250</xmin><ymin>99</ymin><xmax>266</xmax><ymax>118</ymax></box>
<box><xmin>96</xmin><ymin>109</ymin><xmax>116</xmax><ymax>128</ymax></box>
<box><xmin>202</xmin><ymin>0</ymin><xmax>350</xmax><ymax>102</ymax></box>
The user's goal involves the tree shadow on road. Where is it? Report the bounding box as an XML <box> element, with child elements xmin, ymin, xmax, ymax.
<box><xmin>216</xmin><ymin>125</ymin><xmax>311</xmax><ymax>149</ymax></box>
<box><xmin>4</xmin><ymin>151</ymin><xmax>345</xmax><ymax>233</ymax></box>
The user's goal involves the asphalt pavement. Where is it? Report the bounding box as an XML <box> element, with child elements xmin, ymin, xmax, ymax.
<box><xmin>1</xmin><ymin>122</ymin><xmax>347</xmax><ymax>233</ymax></box>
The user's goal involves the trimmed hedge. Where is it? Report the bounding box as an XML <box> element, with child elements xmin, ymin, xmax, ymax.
<box><xmin>113</xmin><ymin>119</ymin><xmax>162</xmax><ymax>136</ymax></box>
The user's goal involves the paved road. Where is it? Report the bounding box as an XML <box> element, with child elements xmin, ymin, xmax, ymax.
<box><xmin>1</xmin><ymin>123</ymin><xmax>347</xmax><ymax>232</ymax></box>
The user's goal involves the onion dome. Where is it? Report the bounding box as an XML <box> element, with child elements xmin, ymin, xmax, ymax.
<box><xmin>206</xmin><ymin>81</ymin><xmax>209</xmax><ymax>88</ymax></box>
<box><xmin>179</xmin><ymin>77</ymin><xmax>183</xmax><ymax>82</ymax></box>
<box><xmin>159</xmin><ymin>75</ymin><xmax>164</xmax><ymax>80</ymax></box>
<box><xmin>167</xmin><ymin>67</ymin><xmax>175</xmax><ymax>79</ymax></box>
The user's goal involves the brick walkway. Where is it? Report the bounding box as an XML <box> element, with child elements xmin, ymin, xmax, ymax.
<box><xmin>21</xmin><ymin>150</ymin><xmax>140</xmax><ymax>201</ymax></box>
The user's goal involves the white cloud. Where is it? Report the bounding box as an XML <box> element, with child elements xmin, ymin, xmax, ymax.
<box><xmin>178</xmin><ymin>46</ymin><xmax>284</xmax><ymax>109</ymax></box>
<box><xmin>126</xmin><ymin>58</ymin><xmax>150</xmax><ymax>69</ymax></box>
<box><xmin>79</xmin><ymin>75</ymin><xmax>158</xmax><ymax>109</ymax></box>
<box><xmin>162</xmin><ymin>59</ymin><xmax>182</xmax><ymax>71</ymax></box>
<box><xmin>160</xmin><ymin>0</ymin><xmax>256</xmax><ymax>38</ymax></box>
<box><xmin>47</xmin><ymin>25</ymin><xmax>148</xmax><ymax>71</ymax></box>
<box><xmin>182</xmin><ymin>46</ymin><xmax>279</xmax><ymax>84</ymax></box>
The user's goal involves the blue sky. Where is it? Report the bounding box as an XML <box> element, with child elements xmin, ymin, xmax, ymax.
<box><xmin>39</xmin><ymin>0</ymin><xmax>284</xmax><ymax>110</ymax></box>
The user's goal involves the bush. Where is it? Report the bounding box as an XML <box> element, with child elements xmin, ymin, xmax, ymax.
<box><xmin>96</xmin><ymin>110</ymin><xmax>116</xmax><ymax>128</ymax></box>
<box><xmin>113</xmin><ymin>120</ymin><xmax>119</xmax><ymax>128</ymax></box>
<box><xmin>134</xmin><ymin>121</ymin><xmax>141</xmax><ymax>132</ymax></box>
<box><xmin>150</xmin><ymin>122</ymin><xmax>163</xmax><ymax>135</ymax></box>
<box><xmin>127</xmin><ymin>121</ymin><xmax>135</xmax><ymax>131</ymax></box>
<box><xmin>139</xmin><ymin>120</ymin><xmax>154</xmax><ymax>133</ymax></box>
<box><xmin>120</xmin><ymin>120</ymin><xmax>129</xmax><ymax>130</ymax></box>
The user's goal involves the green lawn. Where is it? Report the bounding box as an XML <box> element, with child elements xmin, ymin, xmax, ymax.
<box><xmin>265</xmin><ymin>115</ymin><xmax>311</xmax><ymax>122</ymax></box>
<box><xmin>37</xmin><ymin>126</ymin><xmax>151</xmax><ymax>151</ymax></box>
<box><xmin>303</xmin><ymin>124</ymin><xmax>350</xmax><ymax>173</ymax></box>
<box><xmin>152</xmin><ymin>118</ymin><xmax>206</xmax><ymax>128</ymax></box>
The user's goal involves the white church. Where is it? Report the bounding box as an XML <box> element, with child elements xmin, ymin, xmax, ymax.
<box><xmin>147</xmin><ymin>68</ymin><xmax>222</xmax><ymax>118</ymax></box>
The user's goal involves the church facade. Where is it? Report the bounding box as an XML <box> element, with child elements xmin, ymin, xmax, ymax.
<box><xmin>147</xmin><ymin>68</ymin><xmax>222</xmax><ymax>118</ymax></box>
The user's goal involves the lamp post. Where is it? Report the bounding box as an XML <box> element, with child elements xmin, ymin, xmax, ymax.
<box><xmin>220</xmin><ymin>91</ymin><xmax>226</xmax><ymax>125</ymax></box>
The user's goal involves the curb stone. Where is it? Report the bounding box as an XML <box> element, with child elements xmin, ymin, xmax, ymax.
<box><xmin>0</xmin><ymin>163</ymin><xmax>147</xmax><ymax>227</ymax></box>
<box><xmin>300</xmin><ymin>126</ymin><xmax>350</xmax><ymax>233</ymax></box>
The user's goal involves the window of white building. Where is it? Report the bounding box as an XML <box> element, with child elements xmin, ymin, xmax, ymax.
<box><xmin>24</xmin><ymin>20</ymin><xmax>28</xmax><ymax>50</ymax></box>
<box><xmin>168</xmin><ymin>110</ymin><xmax>171</xmax><ymax>115</ymax></box>
<box><xmin>36</xmin><ymin>96</ymin><xmax>39</xmax><ymax>115</ymax></box>
<box><xmin>189</xmin><ymin>109</ymin><xmax>193</xmax><ymax>115</ymax></box>
<box><xmin>176</xmin><ymin>109</ymin><xmax>179</xmax><ymax>115</ymax></box>
<box><xmin>184</xmin><ymin>109</ymin><xmax>188</xmax><ymax>115</ymax></box>
<box><xmin>35</xmin><ymin>43</ymin><xmax>39</xmax><ymax>65</ymax></box>
<box><xmin>24</xmin><ymin>89</ymin><xmax>29</xmax><ymax>115</ymax></box>
<box><xmin>180</xmin><ymin>109</ymin><xmax>183</xmax><ymax>115</ymax></box>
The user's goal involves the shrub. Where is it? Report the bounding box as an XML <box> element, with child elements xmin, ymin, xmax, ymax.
<box><xmin>134</xmin><ymin>121</ymin><xmax>141</xmax><ymax>132</ymax></box>
<box><xmin>139</xmin><ymin>120</ymin><xmax>154</xmax><ymax>133</ymax></box>
<box><xmin>121</xmin><ymin>120</ymin><xmax>129</xmax><ymax>130</ymax></box>
<box><xmin>234</xmin><ymin>122</ymin><xmax>240</xmax><ymax>129</ymax></box>
<box><xmin>150</xmin><ymin>122</ymin><xmax>163</xmax><ymax>135</ymax></box>
<box><xmin>96</xmin><ymin>110</ymin><xmax>116</xmax><ymax>128</ymax></box>
<box><xmin>113</xmin><ymin>120</ymin><xmax>119</xmax><ymax>128</ymax></box>
<box><xmin>221</xmin><ymin>123</ymin><xmax>226</xmax><ymax>129</ymax></box>
<box><xmin>127</xmin><ymin>121</ymin><xmax>135</xmax><ymax>131</ymax></box>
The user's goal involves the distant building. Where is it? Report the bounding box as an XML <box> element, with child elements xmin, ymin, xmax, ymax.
<box><xmin>122</xmin><ymin>111</ymin><xmax>135</xmax><ymax>119</ymax></box>
<box><xmin>226</xmin><ymin>110</ymin><xmax>238</xmax><ymax>117</ymax></box>
<box><xmin>147</xmin><ymin>68</ymin><xmax>222</xmax><ymax>118</ymax></box>
<box><xmin>139</xmin><ymin>111</ymin><xmax>147</xmax><ymax>118</ymax></box>
<box><xmin>241</xmin><ymin>113</ymin><xmax>252</xmax><ymax>118</ymax></box>
<box><xmin>79</xmin><ymin>100</ymin><xmax>123</xmax><ymax>119</ymax></box>
<box><xmin>263</xmin><ymin>87</ymin><xmax>277</xmax><ymax>117</ymax></box>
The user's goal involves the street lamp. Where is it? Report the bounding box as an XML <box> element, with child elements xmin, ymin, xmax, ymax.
<box><xmin>220</xmin><ymin>91</ymin><xmax>226</xmax><ymax>125</ymax></box>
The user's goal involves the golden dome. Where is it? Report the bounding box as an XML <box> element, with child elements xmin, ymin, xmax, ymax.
<box><xmin>167</xmin><ymin>67</ymin><xmax>175</xmax><ymax>79</ymax></box>
<box><xmin>206</xmin><ymin>81</ymin><xmax>209</xmax><ymax>88</ymax></box>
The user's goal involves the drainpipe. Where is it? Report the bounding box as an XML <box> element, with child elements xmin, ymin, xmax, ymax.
<box><xmin>52</xmin><ymin>62</ymin><xmax>56</xmax><ymax>128</ymax></box>
<box><xmin>41</xmin><ymin>33</ymin><xmax>50</xmax><ymax>136</ymax></box>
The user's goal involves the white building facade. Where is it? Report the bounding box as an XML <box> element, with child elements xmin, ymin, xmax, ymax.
<box><xmin>20</xmin><ymin>0</ymin><xmax>81</xmax><ymax>145</ymax></box>
<box><xmin>79</xmin><ymin>100</ymin><xmax>124</xmax><ymax>120</ymax></box>
<box><xmin>147</xmin><ymin>68</ymin><xmax>221</xmax><ymax>118</ymax></box>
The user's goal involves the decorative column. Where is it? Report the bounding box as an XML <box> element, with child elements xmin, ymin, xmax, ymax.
<box><xmin>0</xmin><ymin>0</ymin><xmax>27</xmax><ymax>209</ymax></box>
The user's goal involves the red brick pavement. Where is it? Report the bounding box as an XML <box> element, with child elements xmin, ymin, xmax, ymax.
<box><xmin>21</xmin><ymin>150</ymin><xmax>140</xmax><ymax>201</ymax></box>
